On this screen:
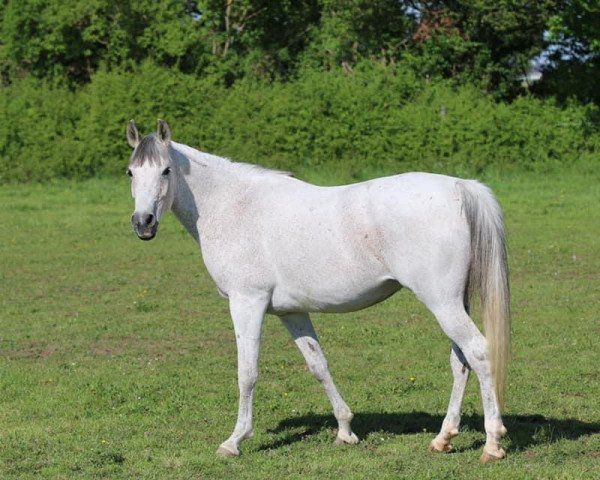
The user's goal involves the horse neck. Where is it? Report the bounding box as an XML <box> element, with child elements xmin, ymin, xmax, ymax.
<box><xmin>169</xmin><ymin>142</ymin><xmax>241</xmax><ymax>243</ymax></box>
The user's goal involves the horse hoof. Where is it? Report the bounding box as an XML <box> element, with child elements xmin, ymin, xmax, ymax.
<box><xmin>216</xmin><ymin>443</ymin><xmax>239</xmax><ymax>457</ymax></box>
<box><xmin>480</xmin><ymin>448</ymin><xmax>506</xmax><ymax>464</ymax></box>
<box><xmin>428</xmin><ymin>440</ymin><xmax>453</xmax><ymax>454</ymax></box>
<box><xmin>335</xmin><ymin>431</ymin><xmax>359</xmax><ymax>445</ymax></box>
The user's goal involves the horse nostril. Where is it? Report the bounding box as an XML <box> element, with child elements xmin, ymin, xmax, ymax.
<box><xmin>132</xmin><ymin>212</ymin><xmax>156</xmax><ymax>229</ymax></box>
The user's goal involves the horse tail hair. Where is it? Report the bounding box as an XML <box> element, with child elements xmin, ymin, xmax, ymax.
<box><xmin>458</xmin><ymin>180</ymin><xmax>511</xmax><ymax>411</ymax></box>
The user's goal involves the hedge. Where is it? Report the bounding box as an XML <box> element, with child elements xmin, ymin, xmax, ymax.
<box><xmin>1</xmin><ymin>61</ymin><xmax>598</xmax><ymax>183</ymax></box>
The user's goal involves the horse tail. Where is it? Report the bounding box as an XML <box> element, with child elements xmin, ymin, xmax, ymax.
<box><xmin>458</xmin><ymin>180</ymin><xmax>511</xmax><ymax>411</ymax></box>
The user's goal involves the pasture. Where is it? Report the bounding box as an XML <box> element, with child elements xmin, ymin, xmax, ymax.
<box><xmin>1</xmin><ymin>171</ymin><xmax>599</xmax><ymax>479</ymax></box>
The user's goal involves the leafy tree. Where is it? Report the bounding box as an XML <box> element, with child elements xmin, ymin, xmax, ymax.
<box><xmin>300</xmin><ymin>0</ymin><xmax>414</xmax><ymax>71</ymax></box>
<box><xmin>0</xmin><ymin>0</ymin><xmax>594</xmax><ymax>102</ymax></box>
<box><xmin>403</xmin><ymin>1</ymin><xmax>559</xmax><ymax>97</ymax></box>
<box><xmin>0</xmin><ymin>0</ymin><xmax>206</xmax><ymax>84</ymax></box>
<box><xmin>535</xmin><ymin>1</ymin><xmax>600</xmax><ymax>104</ymax></box>
<box><xmin>196</xmin><ymin>0</ymin><xmax>321</xmax><ymax>82</ymax></box>
<box><xmin>547</xmin><ymin>0</ymin><xmax>600</xmax><ymax>56</ymax></box>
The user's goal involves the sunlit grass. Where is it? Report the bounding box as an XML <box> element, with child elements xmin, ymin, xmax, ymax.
<box><xmin>0</xmin><ymin>171</ymin><xmax>598</xmax><ymax>479</ymax></box>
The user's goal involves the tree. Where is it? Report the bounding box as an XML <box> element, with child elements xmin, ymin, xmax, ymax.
<box><xmin>547</xmin><ymin>0</ymin><xmax>600</xmax><ymax>57</ymax></box>
<box><xmin>534</xmin><ymin>0</ymin><xmax>600</xmax><ymax>104</ymax></box>
<box><xmin>0</xmin><ymin>0</ymin><xmax>207</xmax><ymax>84</ymax></box>
<box><xmin>1</xmin><ymin>0</ymin><xmax>583</xmax><ymax>102</ymax></box>
<box><xmin>404</xmin><ymin>1</ymin><xmax>559</xmax><ymax>97</ymax></box>
<box><xmin>300</xmin><ymin>0</ymin><xmax>414</xmax><ymax>71</ymax></box>
<box><xmin>196</xmin><ymin>0</ymin><xmax>321</xmax><ymax>82</ymax></box>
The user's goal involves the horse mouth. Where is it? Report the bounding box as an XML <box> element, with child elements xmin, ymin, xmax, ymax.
<box><xmin>134</xmin><ymin>223</ymin><xmax>158</xmax><ymax>241</ymax></box>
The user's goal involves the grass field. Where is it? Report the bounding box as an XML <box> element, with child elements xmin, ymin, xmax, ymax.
<box><xmin>1</xmin><ymin>170</ymin><xmax>599</xmax><ymax>479</ymax></box>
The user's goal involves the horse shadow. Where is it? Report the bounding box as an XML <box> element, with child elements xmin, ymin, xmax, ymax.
<box><xmin>260</xmin><ymin>411</ymin><xmax>600</xmax><ymax>453</ymax></box>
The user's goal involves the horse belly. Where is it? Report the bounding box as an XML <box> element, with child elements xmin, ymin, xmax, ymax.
<box><xmin>268</xmin><ymin>276</ymin><xmax>401</xmax><ymax>314</ymax></box>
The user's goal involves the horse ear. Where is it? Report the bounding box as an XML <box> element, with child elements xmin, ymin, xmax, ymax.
<box><xmin>127</xmin><ymin>120</ymin><xmax>140</xmax><ymax>148</ymax></box>
<box><xmin>157</xmin><ymin>120</ymin><xmax>171</xmax><ymax>144</ymax></box>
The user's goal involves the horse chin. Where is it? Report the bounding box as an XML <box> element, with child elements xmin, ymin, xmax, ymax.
<box><xmin>135</xmin><ymin>224</ymin><xmax>158</xmax><ymax>241</ymax></box>
<box><xmin>138</xmin><ymin>232</ymin><xmax>156</xmax><ymax>241</ymax></box>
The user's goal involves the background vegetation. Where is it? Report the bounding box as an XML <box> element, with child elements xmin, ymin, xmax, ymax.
<box><xmin>0</xmin><ymin>1</ymin><xmax>599</xmax><ymax>182</ymax></box>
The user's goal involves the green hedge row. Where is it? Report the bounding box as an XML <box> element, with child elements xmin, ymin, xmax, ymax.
<box><xmin>1</xmin><ymin>61</ymin><xmax>598</xmax><ymax>183</ymax></box>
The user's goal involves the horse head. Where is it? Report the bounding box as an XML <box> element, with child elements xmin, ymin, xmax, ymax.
<box><xmin>126</xmin><ymin>120</ymin><xmax>176</xmax><ymax>240</ymax></box>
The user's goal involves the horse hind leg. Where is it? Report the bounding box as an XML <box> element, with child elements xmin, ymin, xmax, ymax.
<box><xmin>280</xmin><ymin>313</ymin><xmax>359</xmax><ymax>445</ymax></box>
<box><xmin>426</xmin><ymin>301</ymin><xmax>507</xmax><ymax>461</ymax></box>
<box><xmin>429</xmin><ymin>343</ymin><xmax>469</xmax><ymax>453</ymax></box>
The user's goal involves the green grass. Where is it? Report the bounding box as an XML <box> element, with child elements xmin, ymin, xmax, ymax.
<box><xmin>1</xmin><ymin>171</ymin><xmax>599</xmax><ymax>479</ymax></box>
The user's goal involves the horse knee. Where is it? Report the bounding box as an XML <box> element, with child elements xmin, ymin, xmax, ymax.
<box><xmin>238</xmin><ymin>367</ymin><xmax>258</xmax><ymax>394</ymax></box>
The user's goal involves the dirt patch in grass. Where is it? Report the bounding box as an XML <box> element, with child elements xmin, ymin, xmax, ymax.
<box><xmin>524</xmin><ymin>451</ymin><xmax>539</xmax><ymax>460</ymax></box>
<box><xmin>0</xmin><ymin>333</ymin><xmax>233</xmax><ymax>362</ymax></box>
<box><xmin>89</xmin><ymin>333</ymin><xmax>234</xmax><ymax>359</ymax></box>
<box><xmin>0</xmin><ymin>340</ymin><xmax>62</xmax><ymax>360</ymax></box>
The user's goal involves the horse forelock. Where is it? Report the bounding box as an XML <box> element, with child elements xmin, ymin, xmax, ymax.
<box><xmin>129</xmin><ymin>134</ymin><xmax>169</xmax><ymax>167</ymax></box>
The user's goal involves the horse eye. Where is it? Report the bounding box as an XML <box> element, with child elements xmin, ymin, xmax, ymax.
<box><xmin>126</xmin><ymin>168</ymin><xmax>133</xmax><ymax>177</ymax></box>
<box><xmin>162</xmin><ymin>167</ymin><xmax>171</xmax><ymax>176</ymax></box>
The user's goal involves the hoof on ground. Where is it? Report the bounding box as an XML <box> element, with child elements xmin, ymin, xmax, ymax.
<box><xmin>480</xmin><ymin>448</ymin><xmax>506</xmax><ymax>464</ymax></box>
<box><xmin>335</xmin><ymin>431</ymin><xmax>359</xmax><ymax>445</ymax></box>
<box><xmin>428</xmin><ymin>440</ymin><xmax>453</xmax><ymax>454</ymax></box>
<box><xmin>216</xmin><ymin>443</ymin><xmax>239</xmax><ymax>457</ymax></box>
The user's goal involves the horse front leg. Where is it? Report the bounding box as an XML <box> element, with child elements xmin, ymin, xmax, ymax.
<box><xmin>217</xmin><ymin>292</ymin><xmax>269</xmax><ymax>457</ymax></box>
<box><xmin>280</xmin><ymin>312</ymin><xmax>358</xmax><ymax>445</ymax></box>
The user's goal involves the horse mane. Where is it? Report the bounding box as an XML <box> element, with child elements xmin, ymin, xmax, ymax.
<box><xmin>173</xmin><ymin>141</ymin><xmax>294</xmax><ymax>179</ymax></box>
<box><xmin>133</xmin><ymin>136</ymin><xmax>294</xmax><ymax>179</ymax></box>
<box><xmin>232</xmin><ymin>162</ymin><xmax>294</xmax><ymax>179</ymax></box>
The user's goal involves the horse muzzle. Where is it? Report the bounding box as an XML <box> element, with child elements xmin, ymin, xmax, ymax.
<box><xmin>132</xmin><ymin>212</ymin><xmax>158</xmax><ymax>241</ymax></box>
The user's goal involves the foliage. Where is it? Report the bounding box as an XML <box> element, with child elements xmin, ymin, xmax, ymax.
<box><xmin>0</xmin><ymin>0</ymin><xmax>207</xmax><ymax>84</ymax></box>
<box><xmin>0</xmin><ymin>1</ymin><xmax>597</xmax><ymax>183</ymax></box>
<box><xmin>0</xmin><ymin>59</ymin><xmax>598</xmax><ymax>183</ymax></box>
<box><xmin>0</xmin><ymin>0</ymin><xmax>324</xmax><ymax>85</ymax></box>
<box><xmin>197</xmin><ymin>0</ymin><xmax>322</xmax><ymax>82</ymax></box>
<box><xmin>547</xmin><ymin>0</ymin><xmax>600</xmax><ymax>55</ymax></box>
<box><xmin>404</xmin><ymin>1</ymin><xmax>559</xmax><ymax>98</ymax></box>
<box><xmin>0</xmin><ymin>0</ymin><xmax>562</xmax><ymax>92</ymax></box>
<box><xmin>299</xmin><ymin>0</ymin><xmax>414</xmax><ymax>72</ymax></box>
<box><xmin>202</xmin><ymin>66</ymin><xmax>599</xmax><ymax>178</ymax></box>
<box><xmin>1</xmin><ymin>172</ymin><xmax>599</xmax><ymax>478</ymax></box>
<box><xmin>534</xmin><ymin>1</ymin><xmax>600</xmax><ymax>104</ymax></box>
<box><xmin>533</xmin><ymin>59</ymin><xmax>600</xmax><ymax>106</ymax></box>
<box><xmin>0</xmin><ymin>76</ymin><xmax>84</xmax><ymax>182</ymax></box>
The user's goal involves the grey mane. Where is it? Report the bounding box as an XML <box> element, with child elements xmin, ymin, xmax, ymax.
<box><xmin>132</xmin><ymin>135</ymin><xmax>294</xmax><ymax>178</ymax></box>
<box><xmin>233</xmin><ymin>162</ymin><xmax>294</xmax><ymax>178</ymax></box>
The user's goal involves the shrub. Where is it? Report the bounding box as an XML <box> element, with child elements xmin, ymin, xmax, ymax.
<box><xmin>0</xmin><ymin>61</ymin><xmax>598</xmax><ymax>183</ymax></box>
<box><xmin>0</xmin><ymin>78</ymin><xmax>83</xmax><ymax>182</ymax></box>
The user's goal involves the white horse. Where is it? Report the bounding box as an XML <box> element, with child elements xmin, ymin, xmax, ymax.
<box><xmin>125</xmin><ymin>120</ymin><xmax>511</xmax><ymax>463</ymax></box>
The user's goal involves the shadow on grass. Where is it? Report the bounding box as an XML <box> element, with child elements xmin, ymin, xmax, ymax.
<box><xmin>260</xmin><ymin>412</ymin><xmax>600</xmax><ymax>453</ymax></box>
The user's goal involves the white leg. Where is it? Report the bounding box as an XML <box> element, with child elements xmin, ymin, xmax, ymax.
<box><xmin>280</xmin><ymin>313</ymin><xmax>359</xmax><ymax>445</ymax></box>
<box><xmin>429</xmin><ymin>303</ymin><xmax>507</xmax><ymax>462</ymax></box>
<box><xmin>217</xmin><ymin>292</ymin><xmax>269</xmax><ymax>457</ymax></box>
<box><xmin>429</xmin><ymin>343</ymin><xmax>470</xmax><ymax>453</ymax></box>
